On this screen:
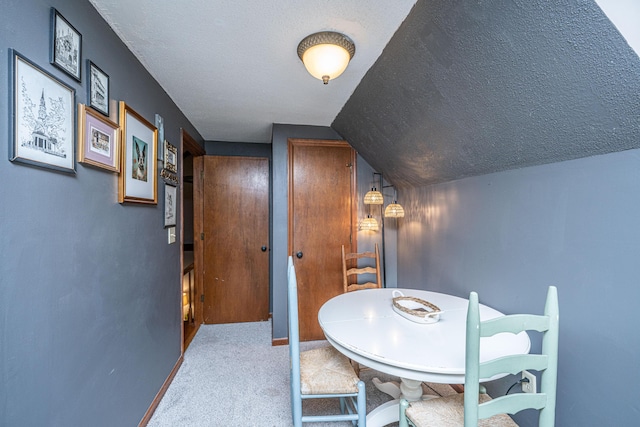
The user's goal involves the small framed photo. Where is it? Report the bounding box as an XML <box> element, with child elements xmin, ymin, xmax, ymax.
<box><xmin>164</xmin><ymin>140</ymin><xmax>178</xmax><ymax>173</ymax></box>
<box><xmin>118</xmin><ymin>101</ymin><xmax>158</xmax><ymax>204</ymax></box>
<box><xmin>10</xmin><ymin>49</ymin><xmax>76</xmax><ymax>173</ymax></box>
<box><xmin>155</xmin><ymin>114</ymin><xmax>164</xmax><ymax>160</ymax></box>
<box><xmin>88</xmin><ymin>61</ymin><xmax>109</xmax><ymax>116</ymax></box>
<box><xmin>77</xmin><ymin>103</ymin><xmax>119</xmax><ymax>172</ymax></box>
<box><xmin>50</xmin><ymin>8</ymin><xmax>82</xmax><ymax>82</ymax></box>
<box><xmin>164</xmin><ymin>184</ymin><xmax>177</xmax><ymax>227</ymax></box>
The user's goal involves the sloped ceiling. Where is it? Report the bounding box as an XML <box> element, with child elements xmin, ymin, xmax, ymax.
<box><xmin>333</xmin><ymin>0</ymin><xmax>640</xmax><ymax>187</ymax></box>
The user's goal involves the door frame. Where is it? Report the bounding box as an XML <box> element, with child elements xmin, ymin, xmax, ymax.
<box><xmin>181</xmin><ymin>129</ymin><xmax>205</xmax><ymax>353</ymax></box>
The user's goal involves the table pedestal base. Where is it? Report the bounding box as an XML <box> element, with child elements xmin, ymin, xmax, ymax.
<box><xmin>372</xmin><ymin>377</ymin><xmax>424</xmax><ymax>401</ymax></box>
<box><xmin>368</xmin><ymin>377</ymin><xmax>437</xmax><ymax>426</ymax></box>
<box><xmin>366</xmin><ymin>396</ymin><xmax>438</xmax><ymax>426</ymax></box>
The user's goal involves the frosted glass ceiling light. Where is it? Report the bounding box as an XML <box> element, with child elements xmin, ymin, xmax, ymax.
<box><xmin>298</xmin><ymin>31</ymin><xmax>355</xmax><ymax>84</ymax></box>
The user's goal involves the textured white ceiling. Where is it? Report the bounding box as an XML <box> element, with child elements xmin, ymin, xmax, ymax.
<box><xmin>88</xmin><ymin>0</ymin><xmax>418</xmax><ymax>143</ymax></box>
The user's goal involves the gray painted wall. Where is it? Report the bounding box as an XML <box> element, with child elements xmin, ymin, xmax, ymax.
<box><xmin>0</xmin><ymin>1</ymin><xmax>202</xmax><ymax>425</ymax></box>
<box><xmin>398</xmin><ymin>148</ymin><xmax>640</xmax><ymax>425</ymax></box>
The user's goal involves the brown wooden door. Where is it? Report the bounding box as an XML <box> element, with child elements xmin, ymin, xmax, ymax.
<box><xmin>289</xmin><ymin>139</ymin><xmax>357</xmax><ymax>341</ymax></box>
<box><xmin>201</xmin><ymin>156</ymin><xmax>269</xmax><ymax>324</ymax></box>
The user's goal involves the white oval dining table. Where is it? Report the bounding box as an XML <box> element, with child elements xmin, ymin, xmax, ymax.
<box><xmin>318</xmin><ymin>288</ymin><xmax>531</xmax><ymax>426</ymax></box>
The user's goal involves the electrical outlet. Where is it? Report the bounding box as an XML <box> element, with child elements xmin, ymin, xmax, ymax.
<box><xmin>522</xmin><ymin>370</ymin><xmax>536</xmax><ymax>393</ymax></box>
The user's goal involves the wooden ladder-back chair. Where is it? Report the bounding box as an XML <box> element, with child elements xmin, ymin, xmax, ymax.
<box><xmin>342</xmin><ymin>244</ymin><xmax>382</xmax><ymax>293</ymax></box>
<box><xmin>287</xmin><ymin>256</ymin><xmax>367</xmax><ymax>427</ymax></box>
<box><xmin>400</xmin><ymin>286</ymin><xmax>559</xmax><ymax>427</ymax></box>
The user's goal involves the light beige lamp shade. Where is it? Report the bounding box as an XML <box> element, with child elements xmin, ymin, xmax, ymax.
<box><xmin>364</xmin><ymin>188</ymin><xmax>384</xmax><ymax>205</ymax></box>
<box><xmin>384</xmin><ymin>202</ymin><xmax>405</xmax><ymax>218</ymax></box>
<box><xmin>298</xmin><ymin>32</ymin><xmax>355</xmax><ymax>84</ymax></box>
<box><xmin>359</xmin><ymin>215</ymin><xmax>379</xmax><ymax>231</ymax></box>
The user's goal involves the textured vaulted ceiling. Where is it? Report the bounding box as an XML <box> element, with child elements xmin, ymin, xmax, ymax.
<box><xmin>88</xmin><ymin>0</ymin><xmax>640</xmax><ymax>188</ymax></box>
<box><xmin>88</xmin><ymin>0</ymin><xmax>418</xmax><ymax>143</ymax></box>
<box><xmin>333</xmin><ymin>0</ymin><xmax>640</xmax><ymax>187</ymax></box>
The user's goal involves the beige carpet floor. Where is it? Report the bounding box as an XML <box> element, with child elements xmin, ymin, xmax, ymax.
<box><xmin>147</xmin><ymin>321</ymin><xmax>455</xmax><ymax>427</ymax></box>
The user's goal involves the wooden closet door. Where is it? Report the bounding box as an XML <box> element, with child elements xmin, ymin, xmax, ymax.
<box><xmin>202</xmin><ymin>156</ymin><xmax>269</xmax><ymax>324</ymax></box>
<box><xmin>289</xmin><ymin>139</ymin><xmax>356</xmax><ymax>341</ymax></box>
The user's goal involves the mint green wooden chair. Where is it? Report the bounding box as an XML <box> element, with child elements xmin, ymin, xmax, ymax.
<box><xmin>287</xmin><ymin>257</ymin><xmax>367</xmax><ymax>426</ymax></box>
<box><xmin>400</xmin><ymin>286</ymin><xmax>559</xmax><ymax>427</ymax></box>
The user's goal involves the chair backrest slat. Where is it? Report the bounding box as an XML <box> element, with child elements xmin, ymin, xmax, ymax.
<box><xmin>481</xmin><ymin>314</ymin><xmax>550</xmax><ymax>336</ymax></box>
<box><xmin>342</xmin><ymin>244</ymin><xmax>382</xmax><ymax>293</ymax></box>
<box><xmin>478</xmin><ymin>393</ymin><xmax>548</xmax><ymax>419</ymax></box>
<box><xmin>479</xmin><ymin>354</ymin><xmax>548</xmax><ymax>379</ymax></box>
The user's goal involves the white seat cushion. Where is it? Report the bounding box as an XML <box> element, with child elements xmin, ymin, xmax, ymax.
<box><xmin>300</xmin><ymin>346</ymin><xmax>360</xmax><ymax>395</ymax></box>
<box><xmin>406</xmin><ymin>393</ymin><xmax>518</xmax><ymax>427</ymax></box>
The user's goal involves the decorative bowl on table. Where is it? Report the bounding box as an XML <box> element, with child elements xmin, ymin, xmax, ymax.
<box><xmin>391</xmin><ymin>290</ymin><xmax>442</xmax><ymax>324</ymax></box>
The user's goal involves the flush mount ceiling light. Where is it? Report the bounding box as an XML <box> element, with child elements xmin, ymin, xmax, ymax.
<box><xmin>297</xmin><ymin>31</ymin><xmax>355</xmax><ymax>85</ymax></box>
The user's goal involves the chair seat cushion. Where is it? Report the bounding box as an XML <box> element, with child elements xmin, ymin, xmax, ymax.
<box><xmin>406</xmin><ymin>393</ymin><xmax>518</xmax><ymax>427</ymax></box>
<box><xmin>300</xmin><ymin>346</ymin><xmax>360</xmax><ymax>395</ymax></box>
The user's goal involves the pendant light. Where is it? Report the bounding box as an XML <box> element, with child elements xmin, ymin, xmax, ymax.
<box><xmin>384</xmin><ymin>202</ymin><xmax>405</xmax><ymax>218</ymax></box>
<box><xmin>384</xmin><ymin>188</ymin><xmax>404</xmax><ymax>218</ymax></box>
<box><xmin>359</xmin><ymin>215</ymin><xmax>379</xmax><ymax>231</ymax></box>
<box><xmin>364</xmin><ymin>187</ymin><xmax>383</xmax><ymax>205</ymax></box>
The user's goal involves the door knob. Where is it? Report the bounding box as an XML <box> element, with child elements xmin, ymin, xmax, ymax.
<box><xmin>261</xmin><ymin>246</ymin><xmax>267</xmax><ymax>252</ymax></box>
<box><xmin>296</xmin><ymin>251</ymin><xmax>303</xmax><ymax>259</ymax></box>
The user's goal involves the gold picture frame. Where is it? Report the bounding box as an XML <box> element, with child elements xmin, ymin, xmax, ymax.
<box><xmin>118</xmin><ymin>101</ymin><xmax>158</xmax><ymax>204</ymax></box>
<box><xmin>164</xmin><ymin>140</ymin><xmax>177</xmax><ymax>174</ymax></box>
<box><xmin>77</xmin><ymin>104</ymin><xmax>119</xmax><ymax>172</ymax></box>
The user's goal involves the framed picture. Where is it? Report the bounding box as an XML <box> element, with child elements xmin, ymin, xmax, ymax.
<box><xmin>88</xmin><ymin>61</ymin><xmax>109</xmax><ymax>116</ymax></box>
<box><xmin>118</xmin><ymin>101</ymin><xmax>158</xmax><ymax>204</ymax></box>
<box><xmin>164</xmin><ymin>184</ymin><xmax>177</xmax><ymax>227</ymax></box>
<box><xmin>77</xmin><ymin>103</ymin><xmax>119</xmax><ymax>172</ymax></box>
<box><xmin>160</xmin><ymin>168</ymin><xmax>179</xmax><ymax>185</ymax></box>
<box><xmin>164</xmin><ymin>140</ymin><xmax>178</xmax><ymax>173</ymax></box>
<box><xmin>10</xmin><ymin>49</ymin><xmax>76</xmax><ymax>173</ymax></box>
<box><xmin>50</xmin><ymin>8</ymin><xmax>82</xmax><ymax>81</ymax></box>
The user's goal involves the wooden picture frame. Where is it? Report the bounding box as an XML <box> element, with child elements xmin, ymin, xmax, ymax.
<box><xmin>77</xmin><ymin>103</ymin><xmax>119</xmax><ymax>172</ymax></box>
<box><xmin>87</xmin><ymin>61</ymin><xmax>109</xmax><ymax>116</ymax></box>
<box><xmin>118</xmin><ymin>101</ymin><xmax>158</xmax><ymax>204</ymax></box>
<box><xmin>164</xmin><ymin>184</ymin><xmax>177</xmax><ymax>227</ymax></box>
<box><xmin>50</xmin><ymin>8</ymin><xmax>82</xmax><ymax>81</ymax></box>
<box><xmin>164</xmin><ymin>140</ymin><xmax>178</xmax><ymax>174</ymax></box>
<box><xmin>10</xmin><ymin>49</ymin><xmax>76</xmax><ymax>173</ymax></box>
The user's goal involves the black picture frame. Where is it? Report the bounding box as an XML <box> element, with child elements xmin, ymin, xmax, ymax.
<box><xmin>10</xmin><ymin>49</ymin><xmax>76</xmax><ymax>173</ymax></box>
<box><xmin>164</xmin><ymin>184</ymin><xmax>177</xmax><ymax>227</ymax></box>
<box><xmin>87</xmin><ymin>61</ymin><xmax>109</xmax><ymax>116</ymax></box>
<box><xmin>50</xmin><ymin>8</ymin><xmax>82</xmax><ymax>82</ymax></box>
